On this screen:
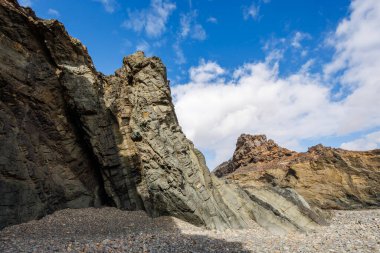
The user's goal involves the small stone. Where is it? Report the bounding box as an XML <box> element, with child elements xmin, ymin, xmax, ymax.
<box><xmin>130</xmin><ymin>131</ymin><xmax>143</xmax><ymax>141</ymax></box>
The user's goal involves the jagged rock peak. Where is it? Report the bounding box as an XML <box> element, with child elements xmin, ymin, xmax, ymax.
<box><xmin>235</xmin><ymin>134</ymin><xmax>296</xmax><ymax>163</ymax></box>
<box><xmin>236</xmin><ymin>134</ymin><xmax>272</xmax><ymax>147</ymax></box>
<box><xmin>215</xmin><ymin>134</ymin><xmax>296</xmax><ymax>177</ymax></box>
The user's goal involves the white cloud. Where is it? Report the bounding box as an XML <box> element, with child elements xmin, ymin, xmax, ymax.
<box><xmin>19</xmin><ymin>0</ymin><xmax>32</xmax><ymax>7</ymax></box>
<box><xmin>94</xmin><ymin>0</ymin><xmax>117</xmax><ymax>13</ymax></box>
<box><xmin>173</xmin><ymin>10</ymin><xmax>207</xmax><ymax>64</ymax></box>
<box><xmin>48</xmin><ymin>8</ymin><xmax>60</xmax><ymax>17</ymax></box>
<box><xmin>173</xmin><ymin>0</ymin><xmax>380</xmax><ymax>169</ymax></box>
<box><xmin>243</xmin><ymin>0</ymin><xmax>271</xmax><ymax>21</ymax></box>
<box><xmin>243</xmin><ymin>3</ymin><xmax>260</xmax><ymax>20</ymax></box>
<box><xmin>122</xmin><ymin>0</ymin><xmax>176</xmax><ymax>38</ymax></box>
<box><xmin>173</xmin><ymin>58</ymin><xmax>334</xmax><ymax>169</ymax></box>
<box><xmin>291</xmin><ymin>32</ymin><xmax>311</xmax><ymax>48</ymax></box>
<box><xmin>180</xmin><ymin>11</ymin><xmax>207</xmax><ymax>41</ymax></box>
<box><xmin>341</xmin><ymin>131</ymin><xmax>380</xmax><ymax>150</ymax></box>
<box><xmin>189</xmin><ymin>60</ymin><xmax>225</xmax><ymax>83</ymax></box>
<box><xmin>323</xmin><ymin>0</ymin><xmax>380</xmax><ymax>133</ymax></box>
<box><xmin>207</xmin><ymin>17</ymin><xmax>218</xmax><ymax>24</ymax></box>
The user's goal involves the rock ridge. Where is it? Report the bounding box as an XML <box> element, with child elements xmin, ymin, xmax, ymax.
<box><xmin>214</xmin><ymin>134</ymin><xmax>380</xmax><ymax>209</ymax></box>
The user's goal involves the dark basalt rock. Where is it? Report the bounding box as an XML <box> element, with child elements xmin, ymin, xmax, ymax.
<box><xmin>0</xmin><ymin>0</ymin><xmax>326</xmax><ymax>233</ymax></box>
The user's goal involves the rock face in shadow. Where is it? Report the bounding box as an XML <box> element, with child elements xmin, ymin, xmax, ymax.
<box><xmin>0</xmin><ymin>0</ymin><xmax>326</xmax><ymax>232</ymax></box>
<box><xmin>214</xmin><ymin>134</ymin><xmax>380</xmax><ymax>209</ymax></box>
<box><xmin>0</xmin><ymin>0</ymin><xmax>114</xmax><ymax>228</ymax></box>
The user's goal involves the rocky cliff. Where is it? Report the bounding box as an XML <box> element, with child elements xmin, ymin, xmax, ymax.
<box><xmin>214</xmin><ymin>134</ymin><xmax>380</xmax><ymax>209</ymax></box>
<box><xmin>0</xmin><ymin>0</ymin><xmax>326</xmax><ymax>233</ymax></box>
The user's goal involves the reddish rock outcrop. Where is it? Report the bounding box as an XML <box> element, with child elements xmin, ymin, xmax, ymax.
<box><xmin>214</xmin><ymin>134</ymin><xmax>296</xmax><ymax>177</ymax></box>
<box><xmin>214</xmin><ymin>134</ymin><xmax>380</xmax><ymax>209</ymax></box>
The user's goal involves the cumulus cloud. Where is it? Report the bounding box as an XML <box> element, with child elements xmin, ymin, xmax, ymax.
<box><xmin>340</xmin><ymin>131</ymin><xmax>380</xmax><ymax>150</ymax></box>
<box><xmin>323</xmin><ymin>0</ymin><xmax>380</xmax><ymax>133</ymax></box>
<box><xmin>94</xmin><ymin>0</ymin><xmax>118</xmax><ymax>13</ymax></box>
<box><xmin>189</xmin><ymin>60</ymin><xmax>225</xmax><ymax>83</ymax></box>
<box><xmin>173</xmin><ymin>58</ymin><xmax>335</xmax><ymax>168</ymax></box>
<box><xmin>122</xmin><ymin>0</ymin><xmax>176</xmax><ymax>38</ymax></box>
<box><xmin>173</xmin><ymin>0</ymin><xmax>380</xmax><ymax>169</ymax></box>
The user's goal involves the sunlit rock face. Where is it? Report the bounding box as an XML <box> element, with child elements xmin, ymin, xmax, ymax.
<box><xmin>214</xmin><ymin>134</ymin><xmax>380</xmax><ymax>210</ymax></box>
<box><xmin>0</xmin><ymin>0</ymin><xmax>326</xmax><ymax>233</ymax></box>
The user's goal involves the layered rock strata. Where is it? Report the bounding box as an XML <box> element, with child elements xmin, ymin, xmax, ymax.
<box><xmin>0</xmin><ymin>0</ymin><xmax>326</xmax><ymax>233</ymax></box>
<box><xmin>214</xmin><ymin>134</ymin><xmax>380</xmax><ymax>209</ymax></box>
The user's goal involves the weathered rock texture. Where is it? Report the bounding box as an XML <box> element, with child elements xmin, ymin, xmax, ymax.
<box><xmin>214</xmin><ymin>134</ymin><xmax>380</xmax><ymax>210</ymax></box>
<box><xmin>0</xmin><ymin>0</ymin><xmax>326</xmax><ymax>233</ymax></box>
<box><xmin>214</xmin><ymin>135</ymin><xmax>296</xmax><ymax>178</ymax></box>
<box><xmin>0</xmin><ymin>0</ymin><xmax>120</xmax><ymax>228</ymax></box>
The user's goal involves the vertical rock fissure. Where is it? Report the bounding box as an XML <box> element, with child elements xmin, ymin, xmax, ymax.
<box><xmin>63</xmin><ymin>106</ymin><xmax>116</xmax><ymax>207</ymax></box>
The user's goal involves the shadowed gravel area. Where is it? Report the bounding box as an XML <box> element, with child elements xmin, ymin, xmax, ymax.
<box><xmin>0</xmin><ymin>207</ymin><xmax>379</xmax><ymax>252</ymax></box>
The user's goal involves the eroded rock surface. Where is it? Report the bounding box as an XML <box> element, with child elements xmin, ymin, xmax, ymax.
<box><xmin>214</xmin><ymin>134</ymin><xmax>296</xmax><ymax>177</ymax></box>
<box><xmin>214</xmin><ymin>134</ymin><xmax>380</xmax><ymax>209</ymax></box>
<box><xmin>0</xmin><ymin>0</ymin><xmax>326</xmax><ymax>233</ymax></box>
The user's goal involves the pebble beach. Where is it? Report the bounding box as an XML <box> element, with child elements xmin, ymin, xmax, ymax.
<box><xmin>0</xmin><ymin>207</ymin><xmax>379</xmax><ymax>253</ymax></box>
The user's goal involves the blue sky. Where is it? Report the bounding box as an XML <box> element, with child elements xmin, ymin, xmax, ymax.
<box><xmin>24</xmin><ymin>0</ymin><xmax>349</xmax><ymax>79</ymax></box>
<box><xmin>21</xmin><ymin>0</ymin><xmax>380</xmax><ymax>168</ymax></box>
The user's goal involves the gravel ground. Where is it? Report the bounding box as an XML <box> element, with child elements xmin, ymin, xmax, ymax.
<box><xmin>0</xmin><ymin>207</ymin><xmax>379</xmax><ymax>253</ymax></box>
